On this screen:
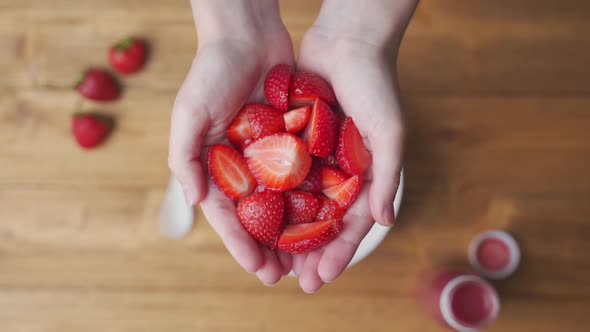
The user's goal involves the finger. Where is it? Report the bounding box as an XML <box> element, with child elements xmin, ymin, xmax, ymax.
<box><xmin>169</xmin><ymin>47</ymin><xmax>259</xmax><ymax>205</ymax></box>
<box><xmin>277</xmin><ymin>251</ymin><xmax>293</xmax><ymax>276</ymax></box>
<box><xmin>318</xmin><ymin>187</ymin><xmax>374</xmax><ymax>282</ymax></box>
<box><xmin>299</xmin><ymin>251</ymin><xmax>325</xmax><ymax>294</ymax></box>
<box><xmin>200</xmin><ymin>186</ymin><xmax>264</xmax><ymax>273</ymax></box>
<box><xmin>255</xmin><ymin>248</ymin><xmax>283</xmax><ymax>286</ymax></box>
<box><xmin>168</xmin><ymin>106</ymin><xmax>209</xmax><ymax>206</ymax></box>
<box><xmin>292</xmin><ymin>253</ymin><xmax>308</xmax><ymax>277</ymax></box>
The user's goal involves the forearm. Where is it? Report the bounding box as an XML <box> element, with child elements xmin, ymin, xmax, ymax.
<box><xmin>191</xmin><ymin>0</ymin><xmax>284</xmax><ymax>42</ymax></box>
<box><xmin>312</xmin><ymin>0</ymin><xmax>419</xmax><ymax>47</ymax></box>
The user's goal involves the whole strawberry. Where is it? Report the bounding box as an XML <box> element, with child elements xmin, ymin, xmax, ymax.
<box><xmin>76</xmin><ymin>69</ymin><xmax>120</xmax><ymax>101</ymax></box>
<box><xmin>237</xmin><ymin>190</ymin><xmax>285</xmax><ymax>249</ymax></box>
<box><xmin>109</xmin><ymin>37</ymin><xmax>147</xmax><ymax>74</ymax></box>
<box><xmin>71</xmin><ymin>113</ymin><xmax>112</xmax><ymax>149</ymax></box>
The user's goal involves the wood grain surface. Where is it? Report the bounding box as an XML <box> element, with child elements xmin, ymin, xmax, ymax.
<box><xmin>1</xmin><ymin>0</ymin><xmax>590</xmax><ymax>331</ymax></box>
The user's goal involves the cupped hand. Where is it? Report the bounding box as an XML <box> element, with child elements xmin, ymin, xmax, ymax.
<box><xmin>168</xmin><ymin>26</ymin><xmax>295</xmax><ymax>285</ymax></box>
<box><xmin>292</xmin><ymin>27</ymin><xmax>406</xmax><ymax>293</ymax></box>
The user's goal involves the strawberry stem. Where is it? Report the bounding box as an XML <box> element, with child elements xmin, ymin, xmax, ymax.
<box><xmin>115</xmin><ymin>36</ymin><xmax>134</xmax><ymax>51</ymax></box>
<box><xmin>74</xmin><ymin>70</ymin><xmax>87</xmax><ymax>89</ymax></box>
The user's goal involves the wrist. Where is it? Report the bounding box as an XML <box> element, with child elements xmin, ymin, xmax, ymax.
<box><xmin>192</xmin><ymin>0</ymin><xmax>285</xmax><ymax>44</ymax></box>
<box><xmin>311</xmin><ymin>0</ymin><xmax>418</xmax><ymax>49</ymax></box>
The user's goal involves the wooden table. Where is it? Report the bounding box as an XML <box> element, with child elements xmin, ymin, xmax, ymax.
<box><xmin>1</xmin><ymin>1</ymin><xmax>589</xmax><ymax>331</ymax></box>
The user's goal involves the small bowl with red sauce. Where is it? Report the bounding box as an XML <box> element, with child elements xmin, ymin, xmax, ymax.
<box><xmin>469</xmin><ymin>230</ymin><xmax>520</xmax><ymax>280</ymax></box>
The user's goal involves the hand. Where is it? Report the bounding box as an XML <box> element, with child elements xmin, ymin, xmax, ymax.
<box><xmin>168</xmin><ymin>0</ymin><xmax>294</xmax><ymax>285</ymax></box>
<box><xmin>291</xmin><ymin>0</ymin><xmax>415</xmax><ymax>291</ymax></box>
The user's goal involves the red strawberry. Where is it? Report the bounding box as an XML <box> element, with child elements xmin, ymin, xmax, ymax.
<box><xmin>284</xmin><ymin>105</ymin><xmax>311</xmax><ymax>133</ymax></box>
<box><xmin>264</xmin><ymin>64</ymin><xmax>293</xmax><ymax>111</ymax></box>
<box><xmin>320</xmin><ymin>166</ymin><xmax>349</xmax><ymax>190</ymax></box>
<box><xmin>278</xmin><ymin>218</ymin><xmax>344</xmax><ymax>254</ymax></box>
<box><xmin>227</xmin><ymin>105</ymin><xmax>253</xmax><ymax>150</ymax></box>
<box><xmin>297</xmin><ymin>158</ymin><xmax>322</xmax><ymax>193</ymax></box>
<box><xmin>302</xmin><ymin>98</ymin><xmax>339</xmax><ymax>157</ymax></box>
<box><xmin>322</xmin><ymin>175</ymin><xmax>362</xmax><ymax>209</ymax></box>
<box><xmin>109</xmin><ymin>37</ymin><xmax>146</xmax><ymax>74</ymax></box>
<box><xmin>71</xmin><ymin>113</ymin><xmax>112</xmax><ymax>149</ymax></box>
<box><xmin>336</xmin><ymin>117</ymin><xmax>371</xmax><ymax>175</ymax></box>
<box><xmin>247</xmin><ymin>104</ymin><xmax>285</xmax><ymax>139</ymax></box>
<box><xmin>207</xmin><ymin>144</ymin><xmax>257</xmax><ymax>200</ymax></box>
<box><xmin>244</xmin><ymin>133</ymin><xmax>312</xmax><ymax>191</ymax></box>
<box><xmin>237</xmin><ymin>190</ymin><xmax>284</xmax><ymax>249</ymax></box>
<box><xmin>289</xmin><ymin>71</ymin><xmax>337</xmax><ymax>107</ymax></box>
<box><xmin>76</xmin><ymin>69</ymin><xmax>119</xmax><ymax>101</ymax></box>
<box><xmin>284</xmin><ymin>190</ymin><xmax>320</xmax><ymax>224</ymax></box>
<box><xmin>315</xmin><ymin>196</ymin><xmax>345</xmax><ymax>221</ymax></box>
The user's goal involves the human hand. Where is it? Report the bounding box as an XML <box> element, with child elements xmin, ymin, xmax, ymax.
<box><xmin>291</xmin><ymin>0</ymin><xmax>417</xmax><ymax>293</ymax></box>
<box><xmin>168</xmin><ymin>0</ymin><xmax>294</xmax><ymax>285</ymax></box>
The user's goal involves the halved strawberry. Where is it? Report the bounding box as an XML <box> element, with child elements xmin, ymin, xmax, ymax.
<box><xmin>289</xmin><ymin>71</ymin><xmax>337</xmax><ymax>107</ymax></box>
<box><xmin>207</xmin><ymin>144</ymin><xmax>257</xmax><ymax>200</ymax></box>
<box><xmin>315</xmin><ymin>196</ymin><xmax>345</xmax><ymax>221</ymax></box>
<box><xmin>247</xmin><ymin>104</ymin><xmax>285</xmax><ymax>139</ymax></box>
<box><xmin>226</xmin><ymin>105</ymin><xmax>253</xmax><ymax>150</ymax></box>
<box><xmin>302</xmin><ymin>98</ymin><xmax>339</xmax><ymax>157</ymax></box>
<box><xmin>297</xmin><ymin>158</ymin><xmax>322</xmax><ymax>193</ymax></box>
<box><xmin>336</xmin><ymin>117</ymin><xmax>371</xmax><ymax>175</ymax></box>
<box><xmin>284</xmin><ymin>190</ymin><xmax>320</xmax><ymax>224</ymax></box>
<box><xmin>244</xmin><ymin>133</ymin><xmax>312</xmax><ymax>191</ymax></box>
<box><xmin>320</xmin><ymin>166</ymin><xmax>349</xmax><ymax>190</ymax></box>
<box><xmin>237</xmin><ymin>190</ymin><xmax>284</xmax><ymax>249</ymax></box>
<box><xmin>278</xmin><ymin>218</ymin><xmax>344</xmax><ymax>254</ymax></box>
<box><xmin>264</xmin><ymin>64</ymin><xmax>293</xmax><ymax>111</ymax></box>
<box><xmin>284</xmin><ymin>105</ymin><xmax>311</xmax><ymax>133</ymax></box>
<box><xmin>322</xmin><ymin>175</ymin><xmax>362</xmax><ymax>209</ymax></box>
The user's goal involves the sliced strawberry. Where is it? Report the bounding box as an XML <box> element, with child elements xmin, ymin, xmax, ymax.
<box><xmin>244</xmin><ymin>133</ymin><xmax>312</xmax><ymax>191</ymax></box>
<box><xmin>302</xmin><ymin>98</ymin><xmax>339</xmax><ymax>157</ymax></box>
<box><xmin>320</xmin><ymin>166</ymin><xmax>349</xmax><ymax>190</ymax></box>
<box><xmin>315</xmin><ymin>196</ymin><xmax>345</xmax><ymax>221</ymax></box>
<box><xmin>247</xmin><ymin>104</ymin><xmax>285</xmax><ymax>140</ymax></box>
<box><xmin>237</xmin><ymin>190</ymin><xmax>284</xmax><ymax>249</ymax></box>
<box><xmin>278</xmin><ymin>218</ymin><xmax>344</xmax><ymax>254</ymax></box>
<box><xmin>284</xmin><ymin>105</ymin><xmax>311</xmax><ymax>133</ymax></box>
<box><xmin>336</xmin><ymin>117</ymin><xmax>371</xmax><ymax>175</ymax></box>
<box><xmin>226</xmin><ymin>105</ymin><xmax>253</xmax><ymax>150</ymax></box>
<box><xmin>284</xmin><ymin>190</ymin><xmax>320</xmax><ymax>224</ymax></box>
<box><xmin>297</xmin><ymin>158</ymin><xmax>322</xmax><ymax>193</ymax></box>
<box><xmin>322</xmin><ymin>175</ymin><xmax>362</xmax><ymax>209</ymax></box>
<box><xmin>207</xmin><ymin>144</ymin><xmax>257</xmax><ymax>200</ymax></box>
<box><xmin>289</xmin><ymin>71</ymin><xmax>337</xmax><ymax>107</ymax></box>
<box><xmin>264</xmin><ymin>64</ymin><xmax>293</xmax><ymax>111</ymax></box>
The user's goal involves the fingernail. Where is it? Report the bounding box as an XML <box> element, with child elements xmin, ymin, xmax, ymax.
<box><xmin>263</xmin><ymin>282</ymin><xmax>275</xmax><ymax>287</ymax></box>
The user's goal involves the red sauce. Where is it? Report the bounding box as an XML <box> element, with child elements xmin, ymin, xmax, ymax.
<box><xmin>451</xmin><ymin>281</ymin><xmax>495</xmax><ymax>326</ymax></box>
<box><xmin>477</xmin><ymin>237</ymin><xmax>510</xmax><ymax>271</ymax></box>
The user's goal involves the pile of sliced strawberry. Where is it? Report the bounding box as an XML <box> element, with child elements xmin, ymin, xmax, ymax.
<box><xmin>207</xmin><ymin>64</ymin><xmax>372</xmax><ymax>254</ymax></box>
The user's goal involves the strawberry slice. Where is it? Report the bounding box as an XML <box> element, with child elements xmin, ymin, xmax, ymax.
<box><xmin>302</xmin><ymin>98</ymin><xmax>339</xmax><ymax>157</ymax></box>
<box><xmin>322</xmin><ymin>175</ymin><xmax>362</xmax><ymax>209</ymax></box>
<box><xmin>264</xmin><ymin>64</ymin><xmax>293</xmax><ymax>111</ymax></box>
<box><xmin>226</xmin><ymin>105</ymin><xmax>253</xmax><ymax>150</ymax></box>
<box><xmin>315</xmin><ymin>196</ymin><xmax>345</xmax><ymax>221</ymax></box>
<box><xmin>247</xmin><ymin>104</ymin><xmax>285</xmax><ymax>139</ymax></box>
<box><xmin>289</xmin><ymin>71</ymin><xmax>337</xmax><ymax>107</ymax></box>
<box><xmin>320</xmin><ymin>166</ymin><xmax>349</xmax><ymax>190</ymax></box>
<box><xmin>284</xmin><ymin>190</ymin><xmax>320</xmax><ymax>224</ymax></box>
<box><xmin>336</xmin><ymin>117</ymin><xmax>371</xmax><ymax>175</ymax></box>
<box><xmin>207</xmin><ymin>144</ymin><xmax>257</xmax><ymax>200</ymax></box>
<box><xmin>237</xmin><ymin>190</ymin><xmax>284</xmax><ymax>249</ymax></box>
<box><xmin>244</xmin><ymin>133</ymin><xmax>312</xmax><ymax>191</ymax></box>
<box><xmin>284</xmin><ymin>105</ymin><xmax>311</xmax><ymax>133</ymax></box>
<box><xmin>278</xmin><ymin>218</ymin><xmax>344</xmax><ymax>254</ymax></box>
<box><xmin>297</xmin><ymin>158</ymin><xmax>322</xmax><ymax>193</ymax></box>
